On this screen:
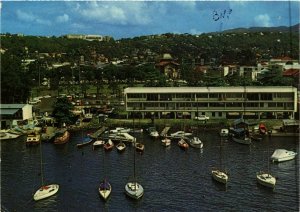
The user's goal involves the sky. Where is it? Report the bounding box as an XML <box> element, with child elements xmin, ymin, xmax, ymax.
<box><xmin>1</xmin><ymin>1</ymin><xmax>299</xmax><ymax>39</ymax></box>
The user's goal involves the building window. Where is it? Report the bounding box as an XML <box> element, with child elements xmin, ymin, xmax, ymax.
<box><xmin>261</xmin><ymin>93</ymin><xmax>272</xmax><ymax>100</ymax></box>
<box><xmin>147</xmin><ymin>94</ymin><xmax>158</xmax><ymax>101</ymax></box>
<box><xmin>196</xmin><ymin>93</ymin><xmax>208</xmax><ymax>98</ymax></box>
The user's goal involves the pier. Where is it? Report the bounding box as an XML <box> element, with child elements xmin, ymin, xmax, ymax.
<box><xmin>89</xmin><ymin>126</ymin><xmax>107</xmax><ymax>139</ymax></box>
<box><xmin>160</xmin><ymin>126</ymin><xmax>171</xmax><ymax>137</ymax></box>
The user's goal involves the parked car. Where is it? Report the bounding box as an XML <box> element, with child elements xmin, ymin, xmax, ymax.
<box><xmin>194</xmin><ymin>115</ymin><xmax>209</xmax><ymax>121</ymax></box>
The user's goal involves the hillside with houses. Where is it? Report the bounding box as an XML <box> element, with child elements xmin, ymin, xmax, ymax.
<box><xmin>1</xmin><ymin>24</ymin><xmax>299</xmax><ymax>104</ymax></box>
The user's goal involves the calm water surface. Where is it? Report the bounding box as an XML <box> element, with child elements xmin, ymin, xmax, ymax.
<box><xmin>1</xmin><ymin>130</ymin><xmax>299</xmax><ymax>211</ymax></box>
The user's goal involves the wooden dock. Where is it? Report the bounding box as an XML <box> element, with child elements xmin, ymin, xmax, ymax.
<box><xmin>160</xmin><ymin>126</ymin><xmax>171</xmax><ymax>137</ymax></box>
<box><xmin>89</xmin><ymin>126</ymin><xmax>107</xmax><ymax>139</ymax></box>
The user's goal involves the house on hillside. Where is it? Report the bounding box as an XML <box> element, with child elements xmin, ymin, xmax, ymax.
<box><xmin>0</xmin><ymin>104</ymin><xmax>33</xmax><ymax>129</ymax></box>
<box><xmin>155</xmin><ymin>53</ymin><xmax>180</xmax><ymax>79</ymax></box>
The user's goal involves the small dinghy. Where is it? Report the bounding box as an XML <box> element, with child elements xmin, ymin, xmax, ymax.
<box><xmin>93</xmin><ymin>140</ymin><xmax>105</xmax><ymax>150</ymax></box>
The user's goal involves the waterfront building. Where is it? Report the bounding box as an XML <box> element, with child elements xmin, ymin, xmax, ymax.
<box><xmin>0</xmin><ymin>104</ymin><xmax>33</xmax><ymax>129</ymax></box>
<box><xmin>124</xmin><ymin>86</ymin><xmax>297</xmax><ymax>120</ymax></box>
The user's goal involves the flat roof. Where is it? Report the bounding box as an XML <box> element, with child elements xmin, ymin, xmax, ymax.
<box><xmin>0</xmin><ymin>108</ymin><xmax>20</xmax><ymax>115</ymax></box>
<box><xmin>0</xmin><ymin>104</ymin><xmax>27</xmax><ymax>109</ymax></box>
<box><xmin>124</xmin><ymin>86</ymin><xmax>297</xmax><ymax>94</ymax></box>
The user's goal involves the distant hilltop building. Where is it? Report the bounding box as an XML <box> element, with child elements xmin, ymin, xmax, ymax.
<box><xmin>63</xmin><ymin>34</ymin><xmax>113</xmax><ymax>42</ymax></box>
<box><xmin>155</xmin><ymin>53</ymin><xmax>180</xmax><ymax>79</ymax></box>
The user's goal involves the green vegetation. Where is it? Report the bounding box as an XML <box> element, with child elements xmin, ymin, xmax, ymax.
<box><xmin>1</xmin><ymin>29</ymin><xmax>299</xmax><ymax>104</ymax></box>
<box><xmin>52</xmin><ymin>97</ymin><xmax>76</xmax><ymax>127</ymax></box>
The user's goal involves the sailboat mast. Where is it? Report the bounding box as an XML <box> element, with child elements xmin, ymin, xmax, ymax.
<box><xmin>132</xmin><ymin>112</ymin><xmax>136</xmax><ymax>181</ymax></box>
<box><xmin>133</xmin><ymin>112</ymin><xmax>137</xmax><ymax>189</ymax></box>
<box><xmin>39</xmin><ymin>139</ymin><xmax>44</xmax><ymax>186</ymax></box>
<box><xmin>267</xmin><ymin>134</ymin><xmax>271</xmax><ymax>176</ymax></box>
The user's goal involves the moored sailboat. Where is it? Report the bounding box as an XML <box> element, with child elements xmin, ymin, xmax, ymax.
<box><xmin>211</xmin><ymin>138</ymin><xmax>228</xmax><ymax>185</ymax></box>
<box><xmin>33</xmin><ymin>133</ymin><xmax>59</xmax><ymax>201</ymax></box>
<box><xmin>98</xmin><ymin>146</ymin><xmax>112</xmax><ymax>201</ymax></box>
<box><xmin>99</xmin><ymin>179</ymin><xmax>112</xmax><ymax>201</ymax></box>
<box><xmin>125</xmin><ymin>114</ymin><xmax>144</xmax><ymax>199</ymax></box>
<box><xmin>257</xmin><ymin>135</ymin><xmax>276</xmax><ymax>189</ymax></box>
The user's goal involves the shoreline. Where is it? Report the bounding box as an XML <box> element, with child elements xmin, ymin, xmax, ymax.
<box><xmin>65</xmin><ymin>118</ymin><xmax>299</xmax><ymax>138</ymax></box>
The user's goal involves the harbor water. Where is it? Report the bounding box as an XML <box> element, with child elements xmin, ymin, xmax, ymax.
<box><xmin>1</xmin><ymin>130</ymin><xmax>299</xmax><ymax>211</ymax></box>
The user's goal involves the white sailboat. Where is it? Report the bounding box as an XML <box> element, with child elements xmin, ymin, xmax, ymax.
<box><xmin>33</xmin><ymin>136</ymin><xmax>59</xmax><ymax>201</ymax></box>
<box><xmin>125</xmin><ymin>114</ymin><xmax>144</xmax><ymax>199</ymax></box>
<box><xmin>211</xmin><ymin>138</ymin><xmax>228</xmax><ymax>185</ymax></box>
<box><xmin>99</xmin><ymin>178</ymin><xmax>111</xmax><ymax>201</ymax></box>
<box><xmin>124</xmin><ymin>147</ymin><xmax>144</xmax><ymax>199</ymax></box>
<box><xmin>98</xmin><ymin>147</ymin><xmax>112</xmax><ymax>200</ymax></box>
<box><xmin>256</xmin><ymin>135</ymin><xmax>276</xmax><ymax>189</ymax></box>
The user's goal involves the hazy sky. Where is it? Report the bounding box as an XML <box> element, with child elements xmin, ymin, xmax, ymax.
<box><xmin>1</xmin><ymin>1</ymin><xmax>299</xmax><ymax>39</ymax></box>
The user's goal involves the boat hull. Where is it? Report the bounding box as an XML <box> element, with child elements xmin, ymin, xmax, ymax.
<box><xmin>178</xmin><ymin>139</ymin><xmax>189</xmax><ymax>150</ymax></box>
<box><xmin>93</xmin><ymin>140</ymin><xmax>105</xmax><ymax>149</ymax></box>
<box><xmin>33</xmin><ymin>184</ymin><xmax>59</xmax><ymax>201</ymax></box>
<box><xmin>99</xmin><ymin>182</ymin><xmax>112</xmax><ymax>201</ymax></box>
<box><xmin>256</xmin><ymin>172</ymin><xmax>276</xmax><ymax>188</ymax></box>
<box><xmin>135</xmin><ymin>143</ymin><xmax>145</xmax><ymax>152</ymax></box>
<box><xmin>125</xmin><ymin>182</ymin><xmax>144</xmax><ymax>200</ymax></box>
<box><xmin>161</xmin><ymin>138</ymin><xmax>171</xmax><ymax>147</ymax></box>
<box><xmin>220</xmin><ymin>129</ymin><xmax>229</xmax><ymax>137</ymax></box>
<box><xmin>271</xmin><ymin>149</ymin><xmax>297</xmax><ymax>162</ymax></box>
<box><xmin>116</xmin><ymin>143</ymin><xmax>126</xmax><ymax>152</ymax></box>
<box><xmin>211</xmin><ymin>170</ymin><xmax>228</xmax><ymax>184</ymax></box>
<box><xmin>54</xmin><ymin>131</ymin><xmax>70</xmax><ymax>145</ymax></box>
<box><xmin>232</xmin><ymin>136</ymin><xmax>251</xmax><ymax>145</ymax></box>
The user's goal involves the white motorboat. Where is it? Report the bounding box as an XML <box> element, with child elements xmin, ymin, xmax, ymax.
<box><xmin>189</xmin><ymin>137</ymin><xmax>203</xmax><ymax>148</ymax></box>
<box><xmin>99</xmin><ymin>179</ymin><xmax>112</xmax><ymax>201</ymax></box>
<box><xmin>26</xmin><ymin>133</ymin><xmax>41</xmax><ymax>146</ymax></box>
<box><xmin>256</xmin><ymin>171</ymin><xmax>276</xmax><ymax>189</ymax></box>
<box><xmin>108</xmin><ymin>132</ymin><xmax>135</xmax><ymax>143</ymax></box>
<box><xmin>93</xmin><ymin>140</ymin><xmax>105</xmax><ymax>150</ymax></box>
<box><xmin>0</xmin><ymin>130</ymin><xmax>21</xmax><ymax>140</ymax></box>
<box><xmin>125</xmin><ymin>182</ymin><xmax>144</xmax><ymax>200</ymax></box>
<box><xmin>147</xmin><ymin>127</ymin><xmax>159</xmax><ymax>138</ymax></box>
<box><xmin>271</xmin><ymin>149</ymin><xmax>297</xmax><ymax>162</ymax></box>
<box><xmin>211</xmin><ymin>169</ymin><xmax>228</xmax><ymax>184</ymax></box>
<box><xmin>161</xmin><ymin>137</ymin><xmax>171</xmax><ymax>147</ymax></box>
<box><xmin>110</xmin><ymin>127</ymin><xmax>131</xmax><ymax>134</ymax></box>
<box><xmin>170</xmin><ymin>131</ymin><xmax>192</xmax><ymax>139</ymax></box>
<box><xmin>220</xmin><ymin>128</ymin><xmax>229</xmax><ymax>137</ymax></box>
<box><xmin>150</xmin><ymin>131</ymin><xmax>159</xmax><ymax>138</ymax></box>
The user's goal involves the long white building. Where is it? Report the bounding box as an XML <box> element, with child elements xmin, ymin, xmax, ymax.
<box><xmin>124</xmin><ymin>86</ymin><xmax>298</xmax><ymax>120</ymax></box>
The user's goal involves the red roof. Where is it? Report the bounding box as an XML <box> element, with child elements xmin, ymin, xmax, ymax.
<box><xmin>283</xmin><ymin>69</ymin><xmax>299</xmax><ymax>77</ymax></box>
<box><xmin>273</xmin><ymin>56</ymin><xmax>292</xmax><ymax>61</ymax></box>
<box><xmin>156</xmin><ymin>61</ymin><xmax>179</xmax><ymax>67</ymax></box>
